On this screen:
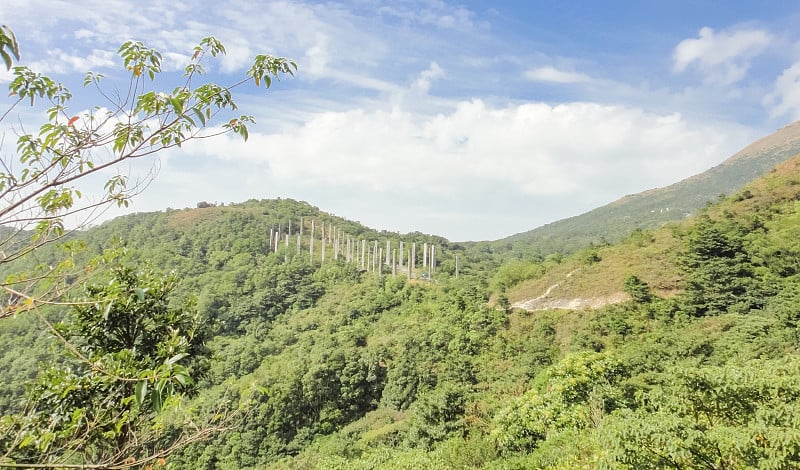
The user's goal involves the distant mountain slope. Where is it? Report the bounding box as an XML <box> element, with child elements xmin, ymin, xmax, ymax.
<box><xmin>497</xmin><ymin>120</ymin><xmax>800</xmax><ymax>255</ymax></box>
<box><xmin>507</xmin><ymin>150</ymin><xmax>800</xmax><ymax>311</ymax></box>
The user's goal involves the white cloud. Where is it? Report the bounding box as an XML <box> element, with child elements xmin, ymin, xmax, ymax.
<box><xmin>413</xmin><ymin>62</ymin><xmax>445</xmax><ymax>93</ymax></box>
<box><xmin>764</xmin><ymin>62</ymin><xmax>800</xmax><ymax>120</ymax></box>
<box><xmin>28</xmin><ymin>48</ymin><xmax>115</xmax><ymax>74</ymax></box>
<box><xmin>0</xmin><ymin>1</ymin><xmax>779</xmax><ymax>239</ymax></box>
<box><xmin>0</xmin><ymin>68</ymin><xmax>13</xmax><ymax>83</ymax></box>
<box><xmin>673</xmin><ymin>26</ymin><xmax>772</xmax><ymax>84</ymax></box>
<box><xmin>301</xmin><ymin>33</ymin><xmax>331</xmax><ymax>78</ymax></box>
<box><xmin>158</xmin><ymin>100</ymin><xmax>749</xmax><ymax>239</ymax></box>
<box><xmin>525</xmin><ymin>66</ymin><xmax>592</xmax><ymax>84</ymax></box>
<box><xmin>378</xmin><ymin>2</ymin><xmax>481</xmax><ymax>32</ymax></box>
<box><xmin>431</xmin><ymin>7</ymin><xmax>477</xmax><ymax>31</ymax></box>
<box><xmin>74</xmin><ymin>29</ymin><xmax>95</xmax><ymax>40</ymax></box>
<box><xmin>3</xmin><ymin>0</ymin><xmax>389</xmax><ymax>85</ymax></box>
<box><xmin>209</xmin><ymin>1</ymin><xmax>396</xmax><ymax>91</ymax></box>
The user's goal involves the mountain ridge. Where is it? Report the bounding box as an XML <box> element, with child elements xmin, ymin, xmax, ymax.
<box><xmin>495</xmin><ymin>120</ymin><xmax>800</xmax><ymax>255</ymax></box>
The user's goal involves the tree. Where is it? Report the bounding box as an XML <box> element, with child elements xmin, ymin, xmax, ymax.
<box><xmin>0</xmin><ymin>259</ymin><xmax>222</xmax><ymax>468</ymax></box>
<box><xmin>605</xmin><ymin>358</ymin><xmax>800</xmax><ymax>468</ymax></box>
<box><xmin>0</xmin><ymin>25</ymin><xmax>19</xmax><ymax>71</ymax></box>
<box><xmin>623</xmin><ymin>274</ymin><xmax>651</xmax><ymax>304</ymax></box>
<box><xmin>680</xmin><ymin>215</ymin><xmax>763</xmax><ymax>316</ymax></box>
<box><xmin>0</xmin><ymin>26</ymin><xmax>295</xmax><ymax>468</ymax></box>
<box><xmin>491</xmin><ymin>351</ymin><xmax>627</xmax><ymax>453</ymax></box>
<box><xmin>0</xmin><ymin>25</ymin><xmax>296</xmax><ymax>318</ymax></box>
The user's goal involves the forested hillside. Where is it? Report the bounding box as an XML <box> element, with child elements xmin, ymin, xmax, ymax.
<box><xmin>4</xmin><ymin>153</ymin><xmax>800</xmax><ymax>468</ymax></box>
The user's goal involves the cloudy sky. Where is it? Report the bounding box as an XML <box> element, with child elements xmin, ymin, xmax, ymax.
<box><xmin>2</xmin><ymin>1</ymin><xmax>800</xmax><ymax>241</ymax></box>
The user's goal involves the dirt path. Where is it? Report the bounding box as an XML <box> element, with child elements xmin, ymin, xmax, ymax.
<box><xmin>511</xmin><ymin>269</ymin><xmax>626</xmax><ymax>311</ymax></box>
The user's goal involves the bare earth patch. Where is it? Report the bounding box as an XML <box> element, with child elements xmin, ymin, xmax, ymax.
<box><xmin>511</xmin><ymin>270</ymin><xmax>628</xmax><ymax>311</ymax></box>
<box><xmin>512</xmin><ymin>292</ymin><xmax>627</xmax><ymax>311</ymax></box>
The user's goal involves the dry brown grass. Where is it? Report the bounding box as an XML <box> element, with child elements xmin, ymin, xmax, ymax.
<box><xmin>508</xmin><ymin>152</ymin><xmax>800</xmax><ymax>312</ymax></box>
<box><xmin>167</xmin><ymin>206</ymin><xmax>225</xmax><ymax>228</ymax></box>
<box><xmin>508</xmin><ymin>226</ymin><xmax>683</xmax><ymax>308</ymax></box>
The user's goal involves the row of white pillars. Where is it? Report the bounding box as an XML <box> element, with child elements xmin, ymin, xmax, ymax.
<box><xmin>266</xmin><ymin>218</ymin><xmax>444</xmax><ymax>278</ymax></box>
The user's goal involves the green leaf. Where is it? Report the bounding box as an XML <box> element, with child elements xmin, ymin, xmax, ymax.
<box><xmin>192</xmin><ymin>107</ymin><xmax>207</xmax><ymax>126</ymax></box>
<box><xmin>0</xmin><ymin>49</ymin><xmax>11</xmax><ymax>71</ymax></box>
<box><xmin>103</xmin><ymin>301</ymin><xmax>113</xmax><ymax>321</ymax></box>
<box><xmin>173</xmin><ymin>371</ymin><xmax>193</xmax><ymax>387</ymax></box>
<box><xmin>169</xmin><ymin>96</ymin><xmax>183</xmax><ymax>113</ymax></box>
<box><xmin>151</xmin><ymin>387</ymin><xmax>163</xmax><ymax>412</ymax></box>
<box><xmin>166</xmin><ymin>353</ymin><xmax>188</xmax><ymax>365</ymax></box>
<box><xmin>18</xmin><ymin>433</ymin><xmax>35</xmax><ymax>449</ymax></box>
<box><xmin>0</xmin><ymin>25</ymin><xmax>19</xmax><ymax>70</ymax></box>
<box><xmin>134</xmin><ymin>380</ymin><xmax>148</xmax><ymax>406</ymax></box>
<box><xmin>133</xmin><ymin>287</ymin><xmax>146</xmax><ymax>301</ymax></box>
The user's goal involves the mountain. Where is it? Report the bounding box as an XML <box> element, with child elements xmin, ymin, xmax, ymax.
<box><xmin>507</xmin><ymin>149</ymin><xmax>800</xmax><ymax>312</ymax></box>
<box><xmin>4</xmin><ymin>153</ymin><xmax>800</xmax><ymax>467</ymax></box>
<box><xmin>495</xmin><ymin>120</ymin><xmax>800</xmax><ymax>255</ymax></box>
<box><xmin>5</xmin><ymin>127</ymin><xmax>800</xmax><ymax>468</ymax></box>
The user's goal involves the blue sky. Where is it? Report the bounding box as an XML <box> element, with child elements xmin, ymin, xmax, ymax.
<box><xmin>2</xmin><ymin>1</ymin><xmax>800</xmax><ymax>240</ymax></box>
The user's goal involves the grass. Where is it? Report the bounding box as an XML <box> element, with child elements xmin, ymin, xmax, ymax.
<box><xmin>506</xmin><ymin>226</ymin><xmax>682</xmax><ymax>308</ymax></box>
<box><xmin>507</xmin><ymin>153</ymin><xmax>800</xmax><ymax>311</ymax></box>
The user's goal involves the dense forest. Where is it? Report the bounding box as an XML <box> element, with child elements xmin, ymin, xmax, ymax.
<box><xmin>4</xmin><ymin>151</ymin><xmax>800</xmax><ymax>469</ymax></box>
<box><xmin>2</xmin><ymin>17</ymin><xmax>800</xmax><ymax>468</ymax></box>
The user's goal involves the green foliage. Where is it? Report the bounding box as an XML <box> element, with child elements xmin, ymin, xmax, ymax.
<box><xmin>491</xmin><ymin>351</ymin><xmax>627</xmax><ymax>453</ymax></box>
<box><xmin>406</xmin><ymin>382</ymin><xmax>468</xmax><ymax>449</ymax></box>
<box><xmin>605</xmin><ymin>357</ymin><xmax>800</xmax><ymax>468</ymax></box>
<box><xmin>581</xmin><ymin>248</ymin><xmax>602</xmax><ymax>265</ymax></box>
<box><xmin>764</xmin><ymin>275</ymin><xmax>800</xmax><ymax>343</ymax></box>
<box><xmin>0</xmin><ymin>24</ymin><xmax>20</xmax><ymax>70</ymax></box>
<box><xmin>201</xmin><ymin>257</ymin><xmax>323</xmax><ymax>334</ymax></box>
<box><xmin>0</xmin><ymin>314</ymin><xmax>59</xmax><ymax>416</ymax></box>
<box><xmin>489</xmin><ymin>260</ymin><xmax>544</xmax><ymax>293</ymax></box>
<box><xmin>0</xmin><ymin>261</ymin><xmax>210</xmax><ymax>467</ymax></box>
<box><xmin>7</xmin><ymin>152</ymin><xmax>800</xmax><ymax>468</ymax></box>
<box><xmin>143</xmin><ymin>158</ymin><xmax>800</xmax><ymax>468</ymax></box>
<box><xmin>680</xmin><ymin>215</ymin><xmax>766</xmax><ymax>316</ymax></box>
<box><xmin>623</xmin><ymin>274</ymin><xmax>651</xmax><ymax>303</ymax></box>
<box><xmin>0</xmin><ymin>30</ymin><xmax>296</xmax><ymax>317</ymax></box>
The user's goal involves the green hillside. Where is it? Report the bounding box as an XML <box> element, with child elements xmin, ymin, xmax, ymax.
<box><xmin>3</xmin><ymin>155</ymin><xmax>800</xmax><ymax>467</ymax></box>
<box><xmin>495</xmin><ymin>120</ymin><xmax>800</xmax><ymax>256</ymax></box>
<box><xmin>506</xmin><ymin>151</ymin><xmax>800</xmax><ymax>310</ymax></box>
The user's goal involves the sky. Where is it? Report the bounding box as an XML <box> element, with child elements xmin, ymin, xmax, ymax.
<box><xmin>2</xmin><ymin>1</ymin><xmax>800</xmax><ymax>241</ymax></box>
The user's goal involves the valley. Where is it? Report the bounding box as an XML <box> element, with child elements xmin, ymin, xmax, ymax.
<box><xmin>3</xmin><ymin>124</ymin><xmax>800</xmax><ymax>468</ymax></box>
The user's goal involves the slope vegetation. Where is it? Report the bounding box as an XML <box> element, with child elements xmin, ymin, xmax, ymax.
<box><xmin>3</xmin><ymin>146</ymin><xmax>800</xmax><ymax>468</ymax></box>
